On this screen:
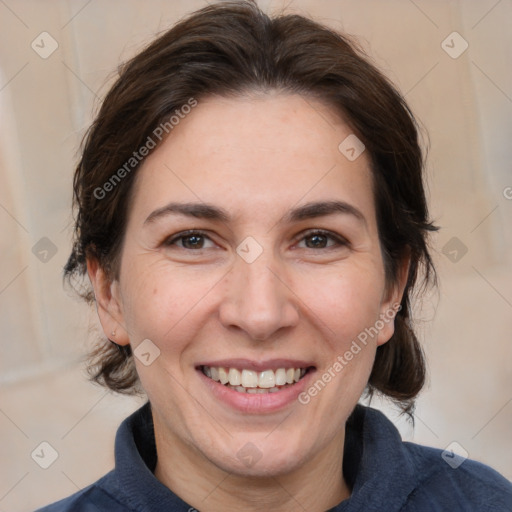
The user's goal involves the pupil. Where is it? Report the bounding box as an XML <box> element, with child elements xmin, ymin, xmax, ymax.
<box><xmin>307</xmin><ymin>234</ymin><xmax>327</xmax><ymax>248</ymax></box>
<box><xmin>184</xmin><ymin>235</ymin><xmax>203</xmax><ymax>249</ymax></box>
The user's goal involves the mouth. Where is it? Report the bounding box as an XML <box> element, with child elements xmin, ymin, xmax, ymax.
<box><xmin>196</xmin><ymin>359</ymin><xmax>316</xmax><ymax>413</ymax></box>
<box><xmin>199</xmin><ymin>365</ymin><xmax>313</xmax><ymax>394</ymax></box>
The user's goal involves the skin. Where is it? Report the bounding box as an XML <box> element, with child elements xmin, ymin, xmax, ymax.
<box><xmin>88</xmin><ymin>93</ymin><xmax>408</xmax><ymax>512</ymax></box>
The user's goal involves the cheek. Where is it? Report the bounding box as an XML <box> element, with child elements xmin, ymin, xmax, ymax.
<box><xmin>120</xmin><ymin>261</ymin><xmax>215</xmax><ymax>346</ymax></box>
<box><xmin>301</xmin><ymin>266</ymin><xmax>386</xmax><ymax>344</ymax></box>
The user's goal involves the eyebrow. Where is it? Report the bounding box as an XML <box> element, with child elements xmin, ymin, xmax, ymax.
<box><xmin>144</xmin><ymin>200</ymin><xmax>366</xmax><ymax>226</ymax></box>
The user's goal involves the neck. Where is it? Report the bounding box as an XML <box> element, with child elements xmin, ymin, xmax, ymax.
<box><xmin>153</xmin><ymin>419</ymin><xmax>350</xmax><ymax>512</ymax></box>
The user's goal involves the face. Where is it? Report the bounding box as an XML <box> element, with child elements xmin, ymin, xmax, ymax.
<box><xmin>90</xmin><ymin>93</ymin><xmax>406</xmax><ymax>478</ymax></box>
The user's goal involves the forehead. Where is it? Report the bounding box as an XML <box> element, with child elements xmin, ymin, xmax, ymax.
<box><xmin>130</xmin><ymin>93</ymin><xmax>375</xmax><ymax>225</ymax></box>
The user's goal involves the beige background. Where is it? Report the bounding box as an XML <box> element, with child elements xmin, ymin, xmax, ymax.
<box><xmin>0</xmin><ymin>0</ymin><xmax>511</xmax><ymax>510</ymax></box>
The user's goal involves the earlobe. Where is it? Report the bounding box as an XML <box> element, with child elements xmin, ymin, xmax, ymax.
<box><xmin>377</xmin><ymin>254</ymin><xmax>411</xmax><ymax>346</ymax></box>
<box><xmin>86</xmin><ymin>258</ymin><xmax>130</xmax><ymax>346</ymax></box>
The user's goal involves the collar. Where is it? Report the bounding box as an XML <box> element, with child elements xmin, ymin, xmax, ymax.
<box><xmin>102</xmin><ymin>401</ymin><xmax>419</xmax><ymax>511</ymax></box>
<box><xmin>338</xmin><ymin>405</ymin><xmax>418</xmax><ymax>511</ymax></box>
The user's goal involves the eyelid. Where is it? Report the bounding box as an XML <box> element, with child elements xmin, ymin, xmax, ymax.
<box><xmin>163</xmin><ymin>229</ymin><xmax>217</xmax><ymax>248</ymax></box>
<box><xmin>163</xmin><ymin>228</ymin><xmax>349</xmax><ymax>251</ymax></box>
<box><xmin>294</xmin><ymin>228</ymin><xmax>350</xmax><ymax>248</ymax></box>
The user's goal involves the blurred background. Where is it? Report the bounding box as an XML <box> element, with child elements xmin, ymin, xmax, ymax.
<box><xmin>0</xmin><ymin>0</ymin><xmax>511</xmax><ymax>510</ymax></box>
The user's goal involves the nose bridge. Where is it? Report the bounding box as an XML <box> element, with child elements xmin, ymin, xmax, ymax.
<box><xmin>219</xmin><ymin>245</ymin><xmax>299</xmax><ymax>340</ymax></box>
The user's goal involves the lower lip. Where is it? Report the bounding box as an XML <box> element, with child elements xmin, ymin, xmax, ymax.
<box><xmin>197</xmin><ymin>369</ymin><xmax>314</xmax><ymax>414</ymax></box>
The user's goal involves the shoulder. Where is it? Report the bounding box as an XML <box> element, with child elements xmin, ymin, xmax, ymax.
<box><xmin>35</xmin><ymin>472</ymin><xmax>130</xmax><ymax>512</ymax></box>
<box><xmin>403</xmin><ymin>441</ymin><xmax>512</xmax><ymax>511</ymax></box>
<box><xmin>349</xmin><ymin>406</ymin><xmax>511</xmax><ymax>511</ymax></box>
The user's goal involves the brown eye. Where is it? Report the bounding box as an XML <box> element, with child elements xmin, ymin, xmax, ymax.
<box><xmin>297</xmin><ymin>230</ymin><xmax>348</xmax><ymax>250</ymax></box>
<box><xmin>180</xmin><ymin>234</ymin><xmax>205</xmax><ymax>249</ymax></box>
<box><xmin>304</xmin><ymin>233</ymin><xmax>329</xmax><ymax>249</ymax></box>
<box><xmin>164</xmin><ymin>230</ymin><xmax>215</xmax><ymax>250</ymax></box>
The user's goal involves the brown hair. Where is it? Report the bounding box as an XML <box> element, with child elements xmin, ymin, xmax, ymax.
<box><xmin>65</xmin><ymin>0</ymin><xmax>437</xmax><ymax>414</ymax></box>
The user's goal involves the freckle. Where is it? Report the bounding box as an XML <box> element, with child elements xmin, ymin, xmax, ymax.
<box><xmin>153</xmin><ymin>288</ymin><xmax>158</xmax><ymax>295</ymax></box>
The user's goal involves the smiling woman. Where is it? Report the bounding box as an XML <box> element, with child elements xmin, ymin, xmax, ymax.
<box><xmin>38</xmin><ymin>1</ymin><xmax>512</xmax><ymax>511</ymax></box>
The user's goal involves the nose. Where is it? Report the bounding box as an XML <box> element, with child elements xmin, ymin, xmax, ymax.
<box><xmin>218</xmin><ymin>250</ymin><xmax>300</xmax><ymax>341</ymax></box>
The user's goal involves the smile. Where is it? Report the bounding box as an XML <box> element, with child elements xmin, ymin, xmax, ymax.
<box><xmin>201</xmin><ymin>365</ymin><xmax>309</xmax><ymax>394</ymax></box>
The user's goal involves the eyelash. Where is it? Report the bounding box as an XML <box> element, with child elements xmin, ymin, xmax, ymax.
<box><xmin>163</xmin><ymin>229</ymin><xmax>349</xmax><ymax>251</ymax></box>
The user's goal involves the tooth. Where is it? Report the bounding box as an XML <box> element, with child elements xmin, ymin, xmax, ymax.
<box><xmin>275</xmin><ymin>368</ymin><xmax>287</xmax><ymax>386</ymax></box>
<box><xmin>228</xmin><ymin>368</ymin><xmax>241</xmax><ymax>386</ymax></box>
<box><xmin>269</xmin><ymin>387</ymin><xmax>280</xmax><ymax>393</ymax></box>
<box><xmin>255</xmin><ymin>388</ymin><xmax>267</xmax><ymax>394</ymax></box>
<box><xmin>204</xmin><ymin>366</ymin><xmax>212</xmax><ymax>378</ymax></box>
<box><xmin>217</xmin><ymin>366</ymin><xmax>305</xmax><ymax>388</ymax></box>
<box><xmin>258</xmin><ymin>370</ymin><xmax>275</xmax><ymax>388</ymax></box>
<box><xmin>247</xmin><ymin>388</ymin><xmax>258</xmax><ymax>394</ymax></box>
<box><xmin>218</xmin><ymin>367</ymin><xmax>229</xmax><ymax>384</ymax></box>
<box><xmin>241</xmin><ymin>369</ymin><xmax>258</xmax><ymax>388</ymax></box>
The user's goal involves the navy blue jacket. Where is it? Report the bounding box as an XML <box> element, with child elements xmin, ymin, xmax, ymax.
<box><xmin>37</xmin><ymin>402</ymin><xmax>512</xmax><ymax>511</ymax></box>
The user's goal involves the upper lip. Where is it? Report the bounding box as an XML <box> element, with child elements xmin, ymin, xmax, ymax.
<box><xmin>196</xmin><ymin>358</ymin><xmax>316</xmax><ymax>372</ymax></box>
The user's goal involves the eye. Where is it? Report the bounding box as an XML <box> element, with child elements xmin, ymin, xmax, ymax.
<box><xmin>164</xmin><ymin>230</ymin><xmax>216</xmax><ymax>250</ymax></box>
<box><xmin>163</xmin><ymin>229</ymin><xmax>348</xmax><ymax>251</ymax></box>
<box><xmin>296</xmin><ymin>229</ymin><xmax>348</xmax><ymax>250</ymax></box>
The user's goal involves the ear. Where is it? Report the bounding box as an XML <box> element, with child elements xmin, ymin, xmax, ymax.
<box><xmin>376</xmin><ymin>253</ymin><xmax>410</xmax><ymax>346</ymax></box>
<box><xmin>86</xmin><ymin>257</ymin><xmax>130</xmax><ymax>346</ymax></box>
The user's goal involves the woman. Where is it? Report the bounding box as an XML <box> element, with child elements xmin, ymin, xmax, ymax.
<box><xmin>39</xmin><ymin>1</ymin><xmax>511</xmax><ymax>511</ymax></box>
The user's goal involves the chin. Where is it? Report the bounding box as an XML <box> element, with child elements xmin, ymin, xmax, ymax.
<box><xmin>201</xmin><ymin>433</ymin><xmax>312</xmax><ymax>478</ymax></box>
